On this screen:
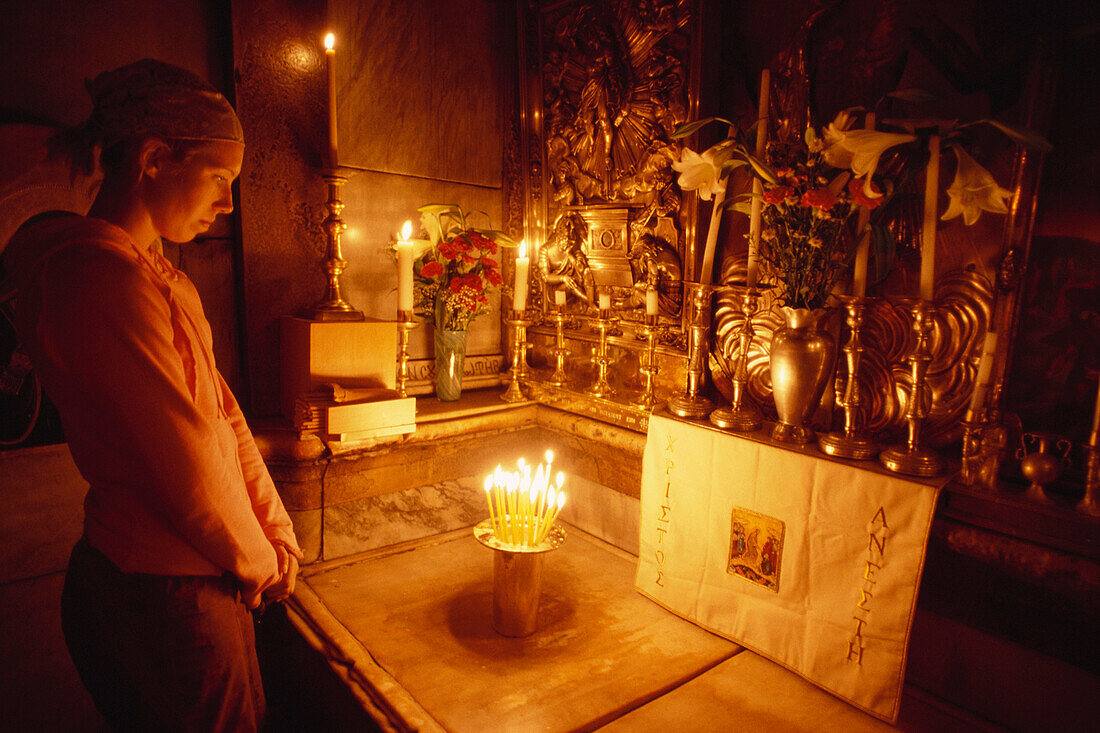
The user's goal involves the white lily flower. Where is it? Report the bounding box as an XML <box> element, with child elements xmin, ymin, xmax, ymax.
<box><xmin>672</xmin><ymin>146</ymin><xmax>725</xmax><ymax>201</ymax></box>
<box><xmin>419</xmin><ymin>211</ymin><xmax>444</xmax><ymax>245</ymax></box>
<box><xmin>941</xmin><ymin>145</ymin><xmax>1012</xmax><ymax>225</ymax></box>
<box><xmin>820</xmin><ymin>112</ymin><xmax>915</xmax><ymax>198</ymax></box>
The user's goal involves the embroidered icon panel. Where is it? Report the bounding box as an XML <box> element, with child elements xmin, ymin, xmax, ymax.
<box><xmin>727</xmin><ymin>506</ymin><xmax>785</xmax><ymax>592</ymax></box>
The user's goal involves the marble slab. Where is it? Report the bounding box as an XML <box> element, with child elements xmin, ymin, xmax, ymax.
<box><xmin>597</xmin><ymin>650</ymin><xmax>976</xmax><ymax>732</ymax></box>
<box><xmin>323</xmin><ymin>478</ymin><xmax>484</xmax><ymax>559</ymax></box>
<box><xmin>302</xmin><ymin>528</ymin><xmax>741</xmax><ymax>732</ymax></box>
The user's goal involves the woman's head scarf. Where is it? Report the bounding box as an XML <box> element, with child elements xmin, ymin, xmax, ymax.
<box><xmin>80</xmin><ymin>58</ymin><xmax>244</xmax><ymax>148</ymax></box>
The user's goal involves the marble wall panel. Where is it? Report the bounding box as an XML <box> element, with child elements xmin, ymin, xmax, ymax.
<box><xmin>323</xmin><ymin>477</ymin><xmax>484</xmax><ymax>559</ymax></box>
<box><xmin>338</xmin><ymin>170</ymin><xmax>503</xmax><ymax>359</ymax></box>
<box><xmin>288</xmin><ymin>508</ymin><xmax>322</xmax><ymax>565</ymax></box>
<box><xmin>331</xmin><ymin>0</ymin><xmax>505</xmax><ymax>188</ymax></box>
<box><xmin>233</xmin><ymin>0</ymin><xmax>331</xmax><ymax>415</ymax></box>
<box><xmin>323</xmin><ymin>424</ymin><xmax>541</xmax><ymax>506</ymax></box>
<box><xmin>232</xmin><ymin>0</ymin><xmax>512</xmax><ymax>414</ymax></box>
<box><xmin>558</xmin><ymin>474</ymin><xmax>641</xmax><ymax>557</ymax></box>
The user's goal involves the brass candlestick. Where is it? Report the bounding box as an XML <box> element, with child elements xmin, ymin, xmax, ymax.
<box><xmin>880</xmin><ymin>300</ymin><xmax>945</xmax><ymax>476</ymax></box>
<box><xmin>547</xmin><ymin>305</ymin><xmax>569</xmax><ymax>387</ymax></box>
<box><xmin>1082</xmin><ymin>444</ymin><xmax>1100</xmax><ymax>516</ymax></box>
<box><xmin>307</xmin><ymin>169</ymin><xmax>364</xmax><ymax>321</ymax></box>
<box><xmin>501</xmin><ymin>311</ymin><xmax>532</xmax><ymax>402</ymax></box>
<box><xmin>711</xmin><ymin>285</ymin><xmax>762</xmax><ymax>431</ymax></box>
<box><xmin>819</xmin><ymin>296</ymin><xmax>878</xmax><ymax>459</ymax></box>
<box><xmin>588</xmin><ymin>309</ymin><xmax>616</xmax><ymax>399</ymax></box>
<box><xmin>958</xmin><ymin>419</ymin><xmax>984</xmax><ymax>487</ymax></box>
<box><xmin>634</xmin><ymin>315</ymin><xmax>661</xmax><ymax>411</ymax></box>
<box><xmin>396</xmin><ymin>310</ymin><xmax>418</xmax><ymax>398</ymax></box>
<box><xmin>668</xmin><ymin>281</ymin><xmax>715</xmax><ymax>418</ymax></box>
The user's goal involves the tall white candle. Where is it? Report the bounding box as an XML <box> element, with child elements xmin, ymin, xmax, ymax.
<box><xmin>513</xmin><ymin>240</ymin><xmax>529</xmax><ymax>312</ymax></box>
<box><xmin>324</xmin><ymin>33</ymin><xmax>338</xmax><ymax>169</ymax></box>
<box><xmin>1089</xmin><ymin>375</ymin><xmax>1100</xmax><ymax>447</ymax></box>
<box><xmin>746</xmin><ymin>68</ymin><xmax>770</xmax><ymax>288</ymax></box>
<box><xmin>700</xmin><ymin>178</ymin><xmax>726</xmax><ymax>285</ymax></box>
<box><xmin>646</xmin><ymin>287</ymin><xmax>659</xmax><ymax>316</ymax></box>
<box><xmin>397</xmin><ymin>220</ymin><xmax>414</xmax><ymax>313</ymax></box>
<box><xmin>965</xmin><ymin>331</ymin><xmax>998</xmax><ymax>420</ymax></box>
<box><xmin>852</xmin><ymin>113</ymin><xmax>876</xmax><ymax>298</ymax></box>
<box><xmin>598</xmin><ymin>291</ymin><xmax>611</xmax><ymax>311</ymax></box>
<box><xmin>920</xmin><ymin>134</ymin><xmax>941</xmax><ymax>302</ymax></box>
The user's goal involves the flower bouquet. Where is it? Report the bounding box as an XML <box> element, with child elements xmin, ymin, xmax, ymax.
<box><xmin>398</xmin><ymin>204</ymin><xmax>516</xmax><ymax>400</ymax></box>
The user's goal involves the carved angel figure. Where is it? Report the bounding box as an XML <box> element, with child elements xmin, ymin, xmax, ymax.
<box><xmin>537</xmin><ymin>213</ymin><xmax>593</xmax><ymax>305</ymax></box>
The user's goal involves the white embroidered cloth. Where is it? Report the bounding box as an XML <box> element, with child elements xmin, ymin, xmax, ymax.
<box><xmin>635</xmin><ymin>413</ymin><xmax>946</xmax><ymax>722</ymax></box>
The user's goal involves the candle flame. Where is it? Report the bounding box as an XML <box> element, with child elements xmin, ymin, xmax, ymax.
<box><xmin>518</xmin><ymin>239</ymin><xmax>527</xmax><ymax>259</ymax></box>
<box><xmin>324</xmin><ymin>33</ymin><xmax>335</xmax><ymax>51</ymax></box>
<box><xmin>483</xmin><ymin>453</ymin><xmax>567</xmax><ymax>548</ymax></box>
<box><xmin>401</xmin><ymin>220</ymin><xmax>412</xmax><ymax>241</ymax></box>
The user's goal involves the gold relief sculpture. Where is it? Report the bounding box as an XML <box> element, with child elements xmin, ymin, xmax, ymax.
<box><xmin>537</xmin><ymin>213</ymin><xmax>593</xmax><ymax>305</ymax></box>
<box><xmin>529</xmin><ymin>0</ymin><xmax>694</xmax><ymax>324</ymax></box>
<box><xmin>711</xmin><ymin>265</ymin><xmax>994</xmax><ymax>446</ymax></box>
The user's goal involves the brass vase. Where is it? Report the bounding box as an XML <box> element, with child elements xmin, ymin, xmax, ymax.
<box><xmin>769</xmin><ymin>306</ymin><xmax>837</xmax><ymax>444</ymax></box>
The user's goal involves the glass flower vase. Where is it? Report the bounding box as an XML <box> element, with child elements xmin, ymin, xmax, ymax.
<box><xmin>434</xmin><ymin>327</ymin><xmax>468</xmax><ymax>402</ymax></box>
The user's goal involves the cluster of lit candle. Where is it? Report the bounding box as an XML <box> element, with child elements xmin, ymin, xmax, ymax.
<box><xmin>484</xmin><ymin>453</ymin><xmax>567</xmax><ymax>547</ymax></box>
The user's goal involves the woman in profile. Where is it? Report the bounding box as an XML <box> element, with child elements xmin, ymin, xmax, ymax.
<box><xmin>4</xmin><ymin>59</ymin><xmax>300</xmax><ymax>731</ymax></box>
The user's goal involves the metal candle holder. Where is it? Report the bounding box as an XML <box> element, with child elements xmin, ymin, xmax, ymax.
<box><xmin>307</xmin><ymin>169</ymin><xmax>364</xmax><ymax>321</ymax></box>
<box><xmin>880</xmin><ymin>300</ymin><xmax>945</xmax><ymax>476</ymax></box>
<box><xmin>473</xmin><ymin>519</ymin><xmax>566</xmax><ymax>637</ymax></box>
<box><xmin>396</xmin><ymin>310</ymin><xmax>418</xmax><ymax>398</ymax></box>
<box><xmin>710</xmin><ymin>284</ymin><xmax>762</xmax><ymax>431</ymax></box>
<box><xmin>588</xmin><ymin>309</ymin><xmax>616</xmax><ymax>398</ymax></box>
<box><xmin>501</xmin><ymin>312</ymin><xmax>533</xmax><ymax>402</ymax></box>
<box><xmin>634</xmin><ymin>315</ymin><xmax>661</xmax><ymax>411</ymax></box>
<box><xmin>1082</xmin><ymin>444</ymin><xmax>1100</xmax><ymax>516</ymax></box>
<box><xmin>547</xmin><ymin>305</ymin><xmax>569</xmax><ymax>387</ymax></box>
<box><xmin>819</xmin><ymin>296</ymin><xmax>878</xmax><ymax>459</ymax></box>
<box><xmin>668</xmin><ymin>282</ymin><xmax>715</xmax><ymax>419</ymax></box>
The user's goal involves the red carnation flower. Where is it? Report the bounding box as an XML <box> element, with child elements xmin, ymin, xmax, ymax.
<box><xmin>468</xmin><ymin>232</ymin><xmax>497</xmax><ymax>255</ymax></box>
<box><xmin>419</xmin><ymin>260</ymin><xmax>444</xmax><ymax>278</ymax></box>
<box><xmin>481</xmin><ymin>256</ymin><xmax>499</xmax><ymax>269</ymax></box>
<box><xmin>450</xmin><ymin>273</ymin><xmax>483</xmax><ymax>294</ymax></box>
<box><xmin>461</xmin><ymin>253</ymin><xmax>479</xmax><ymax>265</ymax></box>
<box><xmin>438</xmin><ymin>240</ymin><xmax>460</xmax><ymax>260</ymax></box>
<box><xmin>763</xmin><ymin>185</ymin><xmax>795</xmax><ymax>205</ymax></box>
<box><xmin>485</xmin><ymin>269</ymin><xmax>503</xmax><ymax>286</ymax></box>
<box><xmin>800</xmin><ymin>187</ymin><xmax>838</xmax><ymax>210</ymax></box>
<box><xmin>848</xmin><ymin>177</ymin><xmax>883</xmax><ymax>210</ymax></box>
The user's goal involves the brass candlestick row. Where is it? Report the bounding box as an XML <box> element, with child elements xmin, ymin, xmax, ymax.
<box><xmin>547</xmin><ymin>306</ymin><xmax>569</xmax><ymax>387</ymax></box>
<box><xmin>502</xmin><ymin>312</ymin><xmax>533</xmax><ymax>402</ymax></box>
<box><xmin>819</xmin><ymin>296</ymin><xmax>878</xmax><ymax>459</ymax></box>
<box><xmin>711</xmin><ymin>285</ymin><xmax>762</xmax><ymax>432</ymax></box>
<box><xmin>588</xmin><ymin>310</ymin><xmax>616</xmax><ymax>399</ymax></box>
<box><xmin>396</xmin><ymin>310</ymin><xmax>418</xmax><ymax>398</ymax></box>
<box><xmin>880</xmin><ymin>300</ymin><xmax>945</xmax><ymax>476</ymax></box>
<box><xmin>668</xmin><ymin>282</ymin><xmax>715</xmax><ymax>419</ymax></box>
<box><xmin>307</xmin><ymin>170</ymin><xmax>364</xmax><ymax>321</ymax></box>
<box><xmin>634</xmin><ymin>316</ymin><xmax>661</xmax><ymax>411</ymax></box>
<box><xmin>1082</xmin><ymin>445</ymin><xmax>1100</xmax><ymax>516</ymax></box>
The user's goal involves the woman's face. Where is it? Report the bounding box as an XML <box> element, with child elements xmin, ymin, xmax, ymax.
<box><xmin>145</xmin><ymin>140</ymin><xmax>244</xmax><ymax>243</ymax></box>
